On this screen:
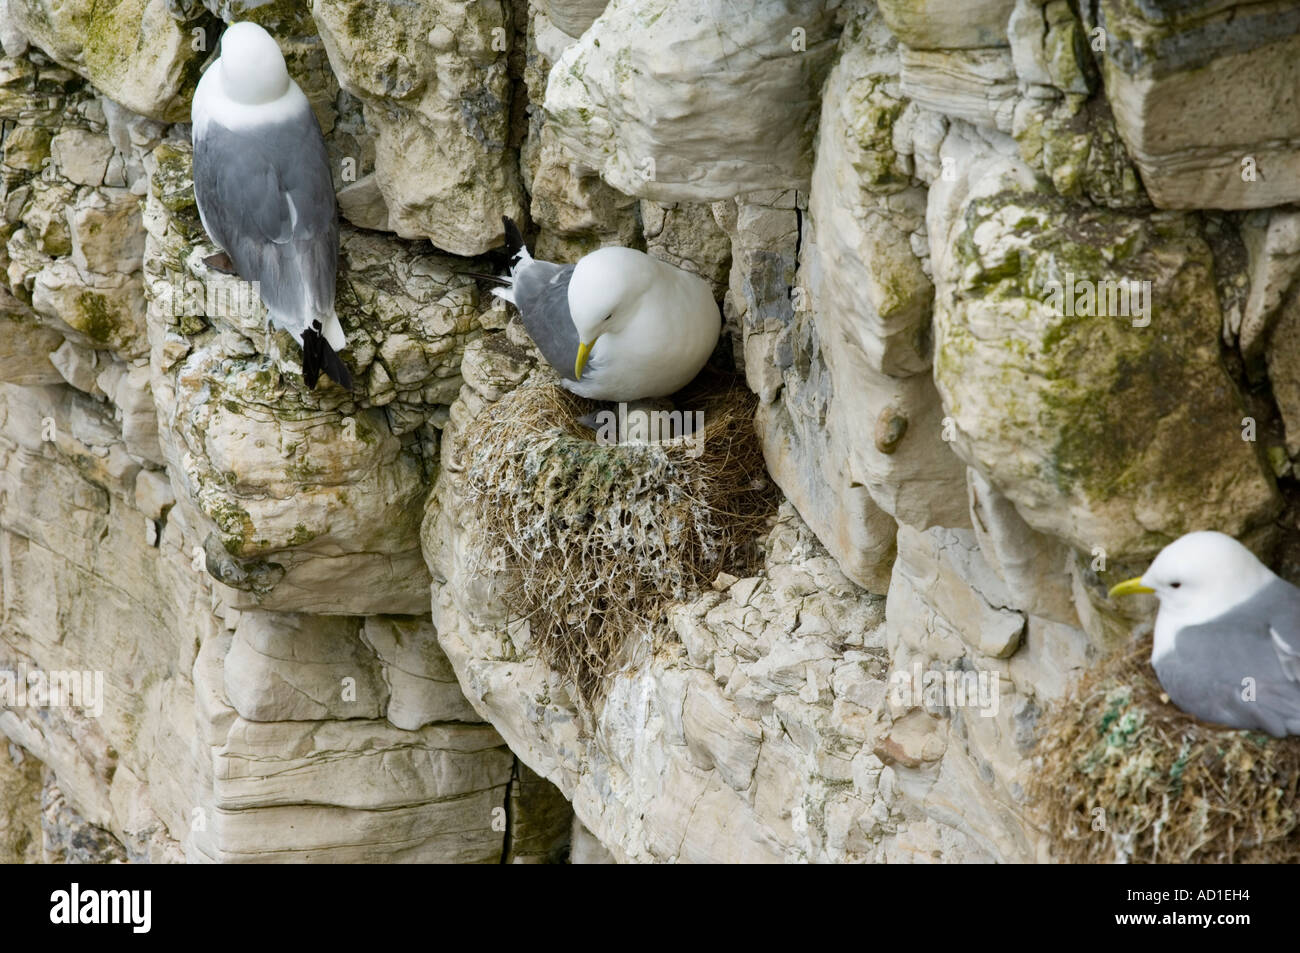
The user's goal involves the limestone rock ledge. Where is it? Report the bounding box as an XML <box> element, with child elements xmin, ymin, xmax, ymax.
<box><xmin>0</xmin><ymin>380</ymin><xmax>570</xmax><ymax>861</ymax></box>
<box><xmin>423</xmin><ymin>330</ymin><xmax>1074</xmax><ymax>863</ymax></box>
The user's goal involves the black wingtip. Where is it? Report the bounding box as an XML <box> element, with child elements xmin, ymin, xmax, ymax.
<box><xmin>320</xmin><ymin>342</ymin><xmax>354</xmax><ymax>391</ymax></box>
<box><xmin>302</xmin><ymin>328</ymin><xmax>322</xmax><ymax>389</ymax></box>
<box><xmin>457</xmin><ymin>270</ymin><xmax>511</xmax><ymax>286</ymax></box>
<box><xmin>502</xmin><ymin>216</ymin><xmax>526</xmax><ymax>261</ymax></box>
<box><xmin>301</xmin><ymin>324</ymin><xmax>354</xmax><ymax>391</ymax></box>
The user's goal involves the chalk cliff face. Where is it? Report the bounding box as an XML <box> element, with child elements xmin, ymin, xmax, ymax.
<box><xmin>0</xmin><ymin>0</ymin><xmax>1296</xmax><ymax>862</ymax></box>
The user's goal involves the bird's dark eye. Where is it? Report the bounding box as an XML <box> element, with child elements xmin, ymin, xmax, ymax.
<box><xmin>1170</xmin><ymin>582</ymin><xmax>1181</xmax><ymax>589</ymax></box>
<box><xmin>602</xmin><ymin>314</ymin><xmax>612</xmax><ymax>323</ymax></box>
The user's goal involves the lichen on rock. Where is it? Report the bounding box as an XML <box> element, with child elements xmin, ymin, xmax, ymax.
<box><xmin>6</xmin><ymin>0</ymin><xmax>215</xmax><ymax>122</ymax></box>
<box><xmin>934</xmin><ymin>165</ymin><xmax>1280</xmax><ymax>559</ymax></box>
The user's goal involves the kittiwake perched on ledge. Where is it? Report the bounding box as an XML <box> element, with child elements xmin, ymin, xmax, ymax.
<box><xmin>191</xmin><ymin>21</ymin><xmax>352</xmax><ymax>389</ymax></box>
<box><xmin>1110</xmin><ymin>531</ymin><xmax>1300</xmax><ymax>737</ymax></box>
<box><xmin>491</xmin><ymin>217</ymin><xmax>720</xmax><ymax>402</ymax></box>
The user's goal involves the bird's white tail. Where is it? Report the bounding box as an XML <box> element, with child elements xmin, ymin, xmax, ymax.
<box><xmin>321</xmin><ymin>312</ymin><xmax>345</xmax><ymax>350</ymax></box>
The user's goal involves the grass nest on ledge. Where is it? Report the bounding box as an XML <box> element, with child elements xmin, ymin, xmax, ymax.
<box><xmin>1031</xmin><ymin>637</ymin><xmax>1300</xmax><ymax>863</ymax></box>
<box><xmin>460</xmin><ymin>373</ymin><xmax>780</xmax><ymax>710</ymax></box>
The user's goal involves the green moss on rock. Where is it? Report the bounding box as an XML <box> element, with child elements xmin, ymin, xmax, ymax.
<box><xmin>935</xmin><ymin>176</ymin><xmax>1279</xmax><ymax>556</ymax></box>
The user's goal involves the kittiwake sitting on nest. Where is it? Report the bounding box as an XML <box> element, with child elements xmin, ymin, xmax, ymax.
<box><xmin>1110</xmin><ymin>531</ymin><xmax>1300</xmax><ymax>737</ymax></box>
<box><xmin>490</xmin><ymin>217</ymin><xmax>720</xmax><ymax>402</ymax></box>
<box><xmin>191</xmin><ymin>21</ymin><xmax>352</xmax><ymax>389</ymax></box>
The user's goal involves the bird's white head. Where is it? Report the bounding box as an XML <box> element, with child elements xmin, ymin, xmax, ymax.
<box><xmin>567</xmin><ymin>247</ymin><xmax>656</xmax><ymax>379</ymax></box>
<box><xmin>1109</xmin><ymin>530</ymin><xmax>1278</xmax><ymax>626</ymax></box>
<box><xmin>218</xmin><ymin>22</ymin><xmax>291</xmax><ymax>105</ymax></box>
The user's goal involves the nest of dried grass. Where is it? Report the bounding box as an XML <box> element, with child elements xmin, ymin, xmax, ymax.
<box><xmin>1031</xmin><ymin>637</ymin><xmax>1300</xmax><ymax>863</ymax></box>
<box><xmin>459</xmin><ymin>374</ymin><xmax>779</xmax><ymax>709</ymax></box>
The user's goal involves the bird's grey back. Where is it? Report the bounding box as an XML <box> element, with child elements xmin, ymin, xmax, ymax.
<box><xmin>513</xmin><ymin>260</ymin><xmax>578</xmax><ymax>380</ymax></box>
<box><xmin>1156</xmin><ymin>580</ymin><xmax>1300</xmax><ymax>736</ymax></box>
<box><xmin>192</xmin><ymin>109</ymin><xmax>337</xmax><ymax>333</ymax></box>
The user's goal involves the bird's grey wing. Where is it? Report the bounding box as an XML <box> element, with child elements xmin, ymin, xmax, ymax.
<box><xmin>192</xmin><ymin>111</ymin><xmax>337</xmax><ymax>327</ymax></box>
<box><xmin>1259</xmin><ymin>578</ymin><xmax>1300</xmax><ymax>681</ymax></box>
<box><xmin>1160</xmin><ymin>598</ymin><xmax>1300</xmax><ymax>736</ymax></box>
<box><xmin>512</xmin><ymin>261</ymin><xmax>578</xmax><ymax>381</ymax></box>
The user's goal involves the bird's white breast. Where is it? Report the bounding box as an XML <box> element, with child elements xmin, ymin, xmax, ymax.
<box><xmin>1151</xmin><ymin>613</ymin><xmax>1182</xmax><ymax>666</ymax></box>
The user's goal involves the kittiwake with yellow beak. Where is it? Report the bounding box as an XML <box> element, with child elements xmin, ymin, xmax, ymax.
<box><xmin>1109</xmin><ymin>530</ymin><xmax>1300</xmax><ymax>737</ymax></box>
<box><xmin>490</xmin><ymin>217</ymin><xmax>720</xmax><ymax>401</ymax></box>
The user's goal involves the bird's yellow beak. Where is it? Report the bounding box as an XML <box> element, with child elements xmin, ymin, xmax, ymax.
<box><xmin>575</xmin><ymin>341</ymin><xmax>593</xmax><ymax>380</ymax></box>
<box><xmin>1109</xmin><ymin>577</ymin><xmax>1154</xmax><ymax>598</ymax></box>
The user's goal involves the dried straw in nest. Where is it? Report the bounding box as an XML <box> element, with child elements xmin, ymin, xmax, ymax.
<box><xmin>458</xmin><ymin>375</ymin><xmax>779</xmax><ymax>709</ymax></box>
<box><xmin>1031</xmin><ymin>637</ymin><xmax>1300</xmax><ymax>863</ymax></box>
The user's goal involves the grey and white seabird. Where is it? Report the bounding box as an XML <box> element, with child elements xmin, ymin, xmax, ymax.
<box><xmin>191</xmin><ymin>21</ymin><xmax>352</xmax><ymax>389</ymax></box>
<box><xmin>491</xmin><ymin>217</ymin><xmax>720</xmax><ymax>402</ymax></box>
<box><xmin>1110</xmin><ymin>531</ymin><xmax>1300</xmax><ymax>737</ymax></box>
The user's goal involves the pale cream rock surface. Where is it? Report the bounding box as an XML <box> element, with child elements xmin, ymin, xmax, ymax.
<box><xmin>931</xmin><ymin>162</ymin><xmax>1279</xmax><ymax>558</ymax></box>
<box><xmin>0</xmin><ymin>27</ymin><xmax>572</xmax><ymax>861</ymax></box>
<box><xmin>900</xmin><ymin>46</ymin><xmax>1019</xmax><ymax>133</ymax></box>
<box><xmin>516</xmin><ymin>8</ymin><xmax>643</xmax><ymax>261</ymax></box>
<box><xmin>361</xmin><ymin>615</ymin><xmax>481</xmax><ymax>729</ymax></box>
<box><xmin>0</xmin><ymin>375</ymin><xmax>569</xmax><ymax>863</ymax></box>
<box><xmin>5</xmin><ymin>0</ymin><xmax>208</xmax><ymax>121</ymax></box>
<box><xmin>536</xmin><ymin>0</ymin><xmax>607</xmax><ymax>38</ymax></box>
<box><xmin>1096</xmin><ymin>0</ymin><xmax>1300</xmax><ymax>209</ymax></box>
<box><xmin>1239</xmin><ymin>208</ymin><xmax>1300</xmax><ymax>359</ymax></box>
<box><xmin>544</xmin><ymin>0</ymin><xmax>842</xmax><ymax>201</ymax></box>
<box><xmin>312</xmin><ymin>0</ymin><xmax>525</xmax><ymax>254</ymax></box>
<box><xmin>735</xmin><ymin>191</ymin><xmax>900</xmax><ymax>594</ymax></box>
<box><xmin>803</xmin><ymin>8</ymin><xmax>968</xmax><ymax>532</ymax></box>
<box><xmin>0</xmin><ymin>299</ymin><xmax>61</xmax><ymax>385</ymax></box>
<box><xmin>877</xmin><ymin>0</ymin><xmax>1015</xmax><ymax>49</ymax></box>
<box><xmin>966</xmin><ymin>468</ymin><xmax>1077</xmax><ymax>627</ymax></box>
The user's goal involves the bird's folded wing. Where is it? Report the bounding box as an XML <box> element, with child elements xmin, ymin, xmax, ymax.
<box><xmin>1271</xmin><ymin>628</ymin><xmax>1300</xmax><ymax>682</ymax></box>
<box><xmin>192</xmin><ymin>112</ymin><xmax>337</xmax><ymax>325</ymax></box>
<box><xmin>1265</xmin><ymin>579</ymin><xmax>1300</xmax><ymax>682</ymax></box>
<box><xmin>512</xmin><ymin>261</ymin><xmax>578</xmax><ymax>380</ymax></box>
